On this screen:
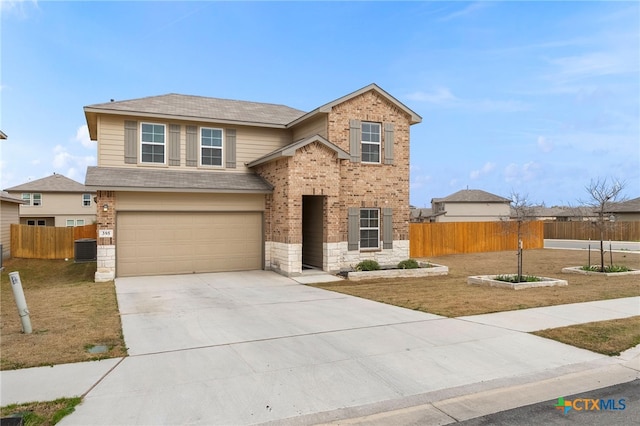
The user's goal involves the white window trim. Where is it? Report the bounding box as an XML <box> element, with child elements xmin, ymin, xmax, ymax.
<box><xmin>199</xmin><ymin>127</ymin><xmax>224</xmax><ymax>167</ymax></box>
<box><xmin>82</xmin><ymin>193</ymin><xmax>92</xmax><ymax>207</ymax></box>
<box><xmin>27</xmin><ymin>219</ymin><xmax>36</xmax><ymax>226</ymax></box>
<box><xmin>140</xmin><ymin>122</ymin><xmax>167</xmax><ymax>165</ymax></box>
<box><xmin>360</xmin><ymin>208</ymin><xmax>380</xmax><ymax>250</ymax></box>
<box><xmin>76</xmin><ymin>219</ymin><xmax>85</xmax><ymax>226</ymax></box>
<box><xmin>361</xmin><ymin>122</ymin><xmax>381</xmax><ymax>164</ymax></box>
<box><xmin>66</xmin><ymin>219</ymin><xmax>75</xmax><ymax>227</ymax></box>
<box><xmin>22</xmin><ymin>193</ymin><xmax>42</xmax><ymax>207</ymax></box>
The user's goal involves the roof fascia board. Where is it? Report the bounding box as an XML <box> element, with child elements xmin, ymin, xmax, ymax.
<box><xmin>83</xmin><ymin>107</ymin><xmax>288</xmax><ymax>129</ymax></box>
<box><xmin>84</xmin><ymin>186</ymin><xmax>272</xmax><ymax>194</ymax></box>
<box><xmin>287</xmin><ymin>84</ymin><xmax>422</xmax><ymax>127</ymax></box>
<box><xmin>247</xmin><ymin>135</ymin><xmax>349</xmax><ymax>168</ymax></box>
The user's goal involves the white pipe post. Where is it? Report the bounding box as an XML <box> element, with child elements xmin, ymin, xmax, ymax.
<box><xmin>8</xmin><ymin>272</ymin><xmax>32</xmax><ymax>334</ymax></box>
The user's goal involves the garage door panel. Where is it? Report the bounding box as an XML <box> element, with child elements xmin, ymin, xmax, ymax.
<box><xmin>117</xmin><ymin>212</ymin><xmax>262</xmax><ymax>277</ymax></box>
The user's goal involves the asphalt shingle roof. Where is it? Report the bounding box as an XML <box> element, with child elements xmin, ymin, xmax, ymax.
<box><xmin>4</xmin><ymin>174</ymin><xmax>90</xmax><ymax>193</ymax></box>
<box><xmin>0</xmin><ymin>191</ymin><xmax>23</xmax><ymax>203</ymax></box>
<box><xmin>85</xmin><ymin>94</ymin><xmax>306</xmax><ymax>127</ymax></box>
<box><xmin>432</xmin><ymin>189</ymin><xmax>511</xmax><ymax>203</ymax></box>
<box><xmin>85</xmin><ymin>167</ymin><xmax>273</xmax><ymax>193</ymax></box>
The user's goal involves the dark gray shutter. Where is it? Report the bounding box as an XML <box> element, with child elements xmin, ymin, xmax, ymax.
<box><xmin>383</xmin><ymin>208</ymin><xmax>393</xmax><ymax>249</ymax></box>
<box><xmin>124</xmin><ymin>121</ymin><xmax>137</xmax><ymax>164</ymax></box>
<box><xmin>186</xmin><ymin>125</ymin><xmax>198</xmax><ymax>167</ymax></box>
<box><xmin>225</xmin><ymin>129</ymin><xmax>236</xmax><ymax>168</ymax></box>
<box><xmin>169</xmin><ymin>124</ymin><xmax>181</xmax><ymax>166</ymax></box>
<box><xmin>348</xmin><ymin>207</ymin><xmax>360</xmax><ymax>251</ymax></box>
<box><xmin>384</xmin><ymin>123</ymin><xmax>394</xmax><ymax>165</ymax></box>
<box><xmin>349</xmin><ymin>119</ymin><xmax>361</xmax><ymax>163</ymax></box>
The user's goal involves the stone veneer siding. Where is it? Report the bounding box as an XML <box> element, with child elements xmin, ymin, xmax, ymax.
<box><xmin>95</xmin><ymin>190</ymin><xmax>116</xmax><ymax>282</ymax></box>
<box><xmin>255</xmin><ymin>89</ymin><xmax>413</xmax><ymax>275</ymax></box>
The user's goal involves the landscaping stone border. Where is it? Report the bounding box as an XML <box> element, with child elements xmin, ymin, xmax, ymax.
<box><xmin>347</xmin><ymin>263</ymin><xmax>448</xmax><ymax>281</ymax></box>
<box><xmin>561</xmin><ymin>266</ymin><xmax>640</xmax><ymax>277</ymax></box>
<box><xmin>467</xmin><ymin>275</ymin><xmax>568</xmax><ymax>290</ymax></box>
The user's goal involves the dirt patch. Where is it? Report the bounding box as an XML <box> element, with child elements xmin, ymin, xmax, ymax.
<box><xmin>315</xmin><ymin>249</ymin><xmax>640</xmax><ymax>317</ymax></box>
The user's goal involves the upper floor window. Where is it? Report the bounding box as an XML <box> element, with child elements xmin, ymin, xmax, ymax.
<box><xmin>22</xmin><ymin>193</ymin><xmax>42</xmax><ymax>206</ymax></box>
<box><xmin>361</xmin><ymin>122</ymin><xmax>380</xmax><ymax>163</ymax></box>
<box><xmin>200</xmin><ymin>128</ymin><xmax>223</xmax><ymax>167</ymax></box>
<box><xmin>141</xmin><ymin>123</ymin><xmax>165</xmax><ymax>164</ymax></box>
<box><xmin>82</xmin><ymin>193</ymin><xmax>92</xmax><ymax>207</ymax></box>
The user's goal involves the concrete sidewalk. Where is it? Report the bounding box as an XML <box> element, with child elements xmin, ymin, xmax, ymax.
<box><xmin>1</xmin><ymin>273</ymin><xmax>638</xmax><ymax>425</ymax></box>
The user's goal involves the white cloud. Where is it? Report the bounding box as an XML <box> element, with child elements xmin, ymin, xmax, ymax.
<box><xmin>537</xmin><ymin>136</ymin><xmax>553</xmax><ymax>153</ymax></box>
<box><xmin>52</xmin><ymin>145</ymin><xmax>96</xmax><ymax>182</ymax></box>
<box><xmin>74</xmin><ymin>124</ymin><xmax>94</xmax><ymax>148</ymax></box>
<box><xmin>470</xmin><ymin>162</ymin><xmax>496</xmax><ymax>179</ymax></box>
<box><xmin>438</xmin><ymin>2</ymin><xmax>489</xmax><ymax>22</ymax></box>
<box><xmin>406</xmin><ymin>87</ymin><xmax>528</xmax><ymax>112</ymax></box>
<box><xmin>0</xmin><ymin>0</ymin><xmax>39</xmax><ymax>15</ymax></box>
<box><xmin>504</xmin><ymin>162</ymin><xmax>540</xmax><ymax>183</ymax></box>
<box><xmin>407</xmin><ymin>87</ymin><xmax>457</xmax><ymax>104</ymax></box>
<box><xmin>549</xmin><ymin>50</ymin><xmax>638</xmax><ymax>80</ymax></box>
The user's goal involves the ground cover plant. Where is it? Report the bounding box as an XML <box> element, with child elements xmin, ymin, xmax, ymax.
<box><xmin>0</xmin><ymin>259</ymin><xmax>127</xmax><ymax>370</ymax></box>
<box><xmin>494</xmin><ymin>274</ymin><xmax>542</xmax><ymax>283</ymax></box>
<box><xmin>0</xmin><ymin>397</ymin><xmax>81</xmax><ymax>426</ymax></box>
<box><xmin>533</xmin><ymin>316</ymin><xmax>640</xmax><ymax>356</ymax></box>
<box><xmin>315</xmin><ymin>249</ymin><xmax>640</xmax><ymax>317</ymax></box>
<box><xmin>580</xmin><ymin>264</ymin><xmax>631</xmax><ymax>273</ymax></box>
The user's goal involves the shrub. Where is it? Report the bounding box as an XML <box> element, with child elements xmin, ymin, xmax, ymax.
<box><xmin>494</xmin><ymin>274</ymin><xmax>542</xmax><ymax>283</ymax></box>
<box><xmin>397</xmin><ymin>259</ymin><xmax>420</xmax><ymax>269</ymax></box>
<box><xmin>356</xmin><ymin>259</ymin><xmax>380</xmax><ymax>271</ymax></box>
<box><xmin>581</xmin><ymin>265</ymin><xmax>631</xmax><ymax>273</ymax></box>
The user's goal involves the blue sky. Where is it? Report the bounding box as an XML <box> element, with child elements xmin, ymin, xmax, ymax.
<box><xmin>1</xmin><ymin>0</ymin><xmax>638</xmax><ymax>207</ymax></box>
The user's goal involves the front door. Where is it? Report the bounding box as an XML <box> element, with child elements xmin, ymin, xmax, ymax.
<box><xmin>302</xmin><ymin>196</ymin><xmax>324</xmax><ymax>269</ymax></box>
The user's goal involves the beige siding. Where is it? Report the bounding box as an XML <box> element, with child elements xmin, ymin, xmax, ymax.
<box><xmin>1</xmin><ymin>201</ymin><xmax>20</xmax><ymax>259</ymax></box>
<box><xmin>97</xmin><ymin>115</ymin><xmax>292</xmax><ymax>170</ymax></box>
<box><xmin>291</xmin><ymin>115</ymin><xmax>327</xmax><ymax>141</ymax></box>
<box><xmin>436</xmin><ymin>203</ymin><xmax>511</xmax><ymax>222</ymax></box>
<box><xmin>7</xmin><ymin>192</ymin><xmax>97</xmax><ymax>226</ymax></box>
<box><xmin>116</xmin><ymin>192</ymin><xmax>265</xmax><ymax>212</ymax></box>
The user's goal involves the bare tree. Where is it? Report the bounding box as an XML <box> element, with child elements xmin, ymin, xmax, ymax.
<box><xmin>579</xmin><ymin>177</ymin><xmax>627</xmax><ymax>272</ymax></box>
<box><xmin>509</xmin><ymin>192</ymin><xmax>537</xmax><ymax>281</ymax></box>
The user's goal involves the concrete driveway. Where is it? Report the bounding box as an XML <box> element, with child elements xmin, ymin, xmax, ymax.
<box><xmin>62</xmin><ymin>271</ymin><xmax>610</xmax><ymax>425</ymax></box>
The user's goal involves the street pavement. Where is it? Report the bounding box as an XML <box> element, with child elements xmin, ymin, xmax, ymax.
<box><xmin>544</xmin><ymin>239</ymin><xmax>640</xmax><ymax>253</ymax></box>
<box><xmin>0</xmin><ymin>271</ymin><xmax>638</xmax><ymax>425</ymax></box>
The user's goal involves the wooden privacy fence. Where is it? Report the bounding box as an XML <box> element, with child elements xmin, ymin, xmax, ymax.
<box><xmin>410</xmin><ymin>221</ymin><xmax>544</xmax><ymax>258</ymax></box>
<box><xmin>543</xmin><ymin>221</ymin><xmax>640</xmax><ymax>241</ymax></box>
<box><xmin>10</xmin><ymin>224</ymin><xmax>97</xmax><ymax>260</ymax></box>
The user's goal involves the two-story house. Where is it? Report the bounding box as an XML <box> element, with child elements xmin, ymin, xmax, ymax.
<box><xmin>430</xmin><ymin>189</ymin><xmax>511</xmax><ymax>222</ymax></box>
<box><xmin>5</xmin><ymin>174</ymin><xmax>97</xmax><ymax>227</ymax></box>
<box><xmin>84</xmin><ymin>84</ymin><xmax>422</xmax><ymax>281</ymax></box>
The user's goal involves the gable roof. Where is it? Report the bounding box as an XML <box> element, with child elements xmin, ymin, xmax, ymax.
<box><xmin>0</xmin><ymin>130</ymin><xmax>7</xmax><ymax>139</ymax></box>
<box><xmin>84</xmin><ymin>94</ymin><xmax>307</xmax><ymax>139</ymax></box>
<box><xmin>0</xmin><ymin>191</ymin><xmax>23</xmax><ymax>204</ymax></box>
<box><xmin>85</xmin><ymin>167</ymin><xmax>273</xmax><ymax>193</ymax></box>
<box><xmin>247</xmin><ymin>135</ymin><xmax>350</xmax><ymax>168</ymax></box>
<box><xmin>4</xmin><ymin>173</ymin><xmax>91</xmax><ymax>193</ymax></box>
<box><xmin>432</xmin><ymin>189</ymin><xmax>511</xmax><ymax>203</ymax></box>
<box><xmin>288</xmin><ymin>83</ymin><xmax>422</xmax><ymax>127</ymax></box>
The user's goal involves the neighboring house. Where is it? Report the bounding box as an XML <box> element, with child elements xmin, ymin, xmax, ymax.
<box><xmin>606</xmin><ymin>197</ymin><xmax>640</xmax><ymax>222</ymax></box>
<box><xmin>524</xmin><ymin>206</ymin><xmax>594</xmax><ymax>222</ymax></box>
<box><xmin>1</xmin><ymin>191</ymin><xmax>23</xmax><ymax>262</ymax></box>
<box><xmin>430</xmin><ymin>189</ymin><xmax>511</xmax><ymax>222</ymax></box>
<box><xmin>4</xmin><ymin>174</ymin><xmax>97</xmax><ymax>227</ymax></box>
<box><xmin>409</xmin><ymin>207</ymin><xmax>434</xmax><ymax>223</ymax></box>
<box><xmin>84</xmin><ymin>83</ymin><xmax>422</xmax><ymax>281</ymax></box>
<box><xmin>0</xmin><ymin>130</ymin><xmax>7</xmax><ymax>140</ymax></box>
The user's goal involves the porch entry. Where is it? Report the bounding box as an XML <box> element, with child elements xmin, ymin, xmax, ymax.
<box><xmin>302</xmin><ymin>195</ymin><xmax>324</xmax><ymax>269</ymax></box>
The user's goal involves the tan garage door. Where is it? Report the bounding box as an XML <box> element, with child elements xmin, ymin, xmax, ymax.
<box><xmin>117</xmin><ymin>212</ymin><xmax>262</xmax><ymax>277</ymax></box>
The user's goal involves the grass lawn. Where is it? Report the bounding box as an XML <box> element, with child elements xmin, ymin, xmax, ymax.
<box><xmin>0</xmin><ymin>398</ymin><xmax>81</xmax><ymax>426</ymax></box>
<box><xmin>0</xmin><ymin>258</ymin><xmax>127</xmax><ymax>370</ymax></box>
<box><xmin>315</xmin><ymin>249</ymin><xmax>640</xmax><ymax>317</ymax></box>
<box><xmin>534</xmin><ymin>316</ymin><xmax>640</xmax><ymax>356</ymax></box>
